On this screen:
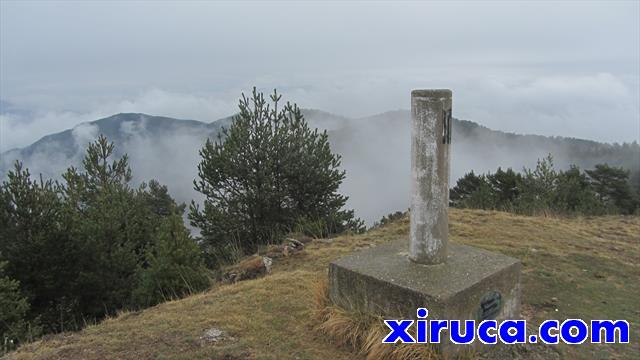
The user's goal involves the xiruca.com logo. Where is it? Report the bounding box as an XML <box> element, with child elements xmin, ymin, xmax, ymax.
<box><xmin>382</xmin><ymin>308</ymin><xmax>630</xmax><ymax>345</ymax></box>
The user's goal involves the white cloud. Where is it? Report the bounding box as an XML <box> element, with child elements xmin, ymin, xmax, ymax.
<box><xmin>0</xmin><ymin>89</ymin><xmax>238</xmax><ymax>152</ymax></box>
<box><xmin>71</xmin><ymin>123</ymin><xmax>99</xmax><ymax>150</ymax></box>
<box><xmin>2</xmin><ymin>69</ymin><xmax>639</xmax><ymax>155</ymax></box>
<box><xmin>111</xmin><ymin>88</ymin><xmax>236</xmax><ymax>122</ymax></box>
<box><xmin>1</xmin><ymin>1</ymin><xmax>638</xmax><ymax>147</ymax></box>
<box><xmin>456</xmin><ymin>72</ymin><xmax>639</xmax><ymax>142</ymax></box>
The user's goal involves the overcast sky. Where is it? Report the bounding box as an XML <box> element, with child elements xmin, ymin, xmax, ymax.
<box><xmin>1</xmin><ymin>0</ymin><xmax>639</xmax><ymax>151</ymax></box>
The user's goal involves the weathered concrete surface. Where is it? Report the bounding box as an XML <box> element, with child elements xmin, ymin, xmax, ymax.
<box><xmin>410</xmin><ymin>89</ymin><xmax>452</xmax><ymax>265</ymax></box>
<box><xmin>327</xmin><ymin>89</ymin><xmax>522</xmax><ymax>356</ymax></box>
<box><xmin>329</xmin><ymin>239</ymin><xmax>521</xmax><ymax>355</ymax></box>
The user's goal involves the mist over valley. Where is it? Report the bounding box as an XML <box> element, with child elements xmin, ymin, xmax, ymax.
<box><xmin>2</xmin><ymin>109</ymin><xmax>637</xmax><ymax>225</ymax></box>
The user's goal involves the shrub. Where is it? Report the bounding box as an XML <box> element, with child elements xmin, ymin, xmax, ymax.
<box><xmin>190</xmin><ymin>88</ymin><xmax>363</xmax><ymax>266</ymax></box>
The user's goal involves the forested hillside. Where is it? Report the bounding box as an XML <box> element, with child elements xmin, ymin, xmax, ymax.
<box><xmin>3</xmin><ymin>110</ymin><xmax>637</xmax><ymax>224</ymax></box>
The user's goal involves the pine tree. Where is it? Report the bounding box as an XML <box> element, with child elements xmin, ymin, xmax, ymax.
<box><xmin>586</xmin><ymin>164</ymin><xmax>637</xmax><ymax>214</ymax></box>
<box><xmin>554</xmin><ymin>165</ymin><xmax>604</xmax><ymax>214</ymax></box>
<box><xmin>1</xmin><ymin>136</ymin><xmax>209</xmax><ymax>336</ymax></box>
<box><xmin>190</xmin><ymin>88</ymin><xmax>363</xmax><ymax>266</ymax></box>
<box><xmin>0</xmin><ymin>162</ymin><xmax>76</xmax><ymax>333</ymax></box>
<box><xmin>487</xmin><ymin>167</ymin><xmax>522</xmax><ymax>211</ymax></box>
<box><xmin>450</xmin><ymin>171</ymin><xmax>485</xmax><ymax>207</ymax></box>
<box><xmin>60</xmin><ymin>135</ymin><xmax>142</xmax><ymax>319</ymax></box>
<box><xmin>133</xmin><ymin>213</ymin><xmax>210</xmax><ymax>307</ymax></box>
<box><xmin>516</xmin><ymin>154</ymin><xmax>558</xmax><ymax>214</ymax></box>
<box><xmin>0</xmin><ymin>258</ymin><xmax>38</xmax><ymax>352</ymax></box>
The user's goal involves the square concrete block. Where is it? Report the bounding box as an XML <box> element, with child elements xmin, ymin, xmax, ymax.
<box><xmin>328</xmin><ymin>239</ymin><xmax>521</xmax><ymax>355</ymax></box>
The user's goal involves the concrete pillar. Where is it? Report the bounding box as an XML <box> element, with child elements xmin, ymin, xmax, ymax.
<box><xmin>409</xmin><ymin>89</ymin><xmax>452</xmax><ymax>265</ymax></box>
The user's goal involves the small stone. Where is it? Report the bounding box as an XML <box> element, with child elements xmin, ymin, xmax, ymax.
<box><xmin>201</xmin><ymin>328</ymin><xmax>225</xmax><ymax>343</ymax></box>
<box><xmin>262</xmin><ymin>256</ymin><xmax>273</xmax><ymax>273</ymax></box>
<box><xmin>286</xmin><ymin>238</ymin><xmax>305</xmax><ymax>250</ymax></box>
<box><xmin>222</xmin><ymin>255</ymin><xmax>270</xmax><ymax>283</ymax></box>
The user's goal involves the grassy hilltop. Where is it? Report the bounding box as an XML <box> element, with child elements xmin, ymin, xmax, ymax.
<box><xmin>8</xmin><ymin>209</ymin><xmax>639</xmax><ymax>360</ymax></box>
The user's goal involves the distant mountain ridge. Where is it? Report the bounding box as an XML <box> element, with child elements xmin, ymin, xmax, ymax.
<box><xmin>3</xmin><ymin>113</ymin><xmax>228</xmax><ymax>156</ymax></box>
<box><xmin>2</xmin><ymin>110</ymin><xmax>638</xmax><ymax>224</ymax></box>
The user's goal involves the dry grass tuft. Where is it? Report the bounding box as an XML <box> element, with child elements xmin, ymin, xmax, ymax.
<box><xmin>310</xmin><ymin>277</ymin><xmax>331</xmax><ymax>322</ymax></box>
<box><xmin>311</xmin><ymin>279</ymin><xmax>439</xmax><ymax>360</ymax></box>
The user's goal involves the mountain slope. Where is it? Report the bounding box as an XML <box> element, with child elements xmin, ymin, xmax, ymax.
<box><xmin>326</xmin><ymin>110</ymin><xmax>639</xmax><ymax>223</ymax></box>
<box><xmin>8</xmin><ymin>209</ymin><xmax>640</xmax><ymax>360</ymax></box>
<box><xmin>2</xmin><ymin>113</ymin><xmax>224</xmax><ymax>162</ymax></box>
<box><xmin>0</xmin><ymin>113</ymin><xmax>231</xmax><ymax>203</ymax></box>
<box><xmin>1</xmin><ymin>111</ymin><xmax>638</xmax><ymax>224</ymax></box>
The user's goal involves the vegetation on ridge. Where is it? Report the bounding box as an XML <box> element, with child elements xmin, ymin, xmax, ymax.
<box><xmin>190</xmin><ymin>88</ymin><xmax>364</xmax><ymax>268</ymax></box>
<box><xmin>451</xmin><ymin>154</ymin><xmax>639</xmax><ymax>215</ymax></box>
<box><xmin>1</xmin><ymin>88</ymin><xmax>365</xmax><ymax>350</ymax></box>
<box><xmin>0</xmin><ymin>136</ymin><xmax>209</xmax><ymax>349</ymax></box>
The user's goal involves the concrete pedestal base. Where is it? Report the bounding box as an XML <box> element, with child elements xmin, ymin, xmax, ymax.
<box><xmin>328</xmin><ymin>239</ymin><xmax>521</xmax><ymax>356</ymax></box>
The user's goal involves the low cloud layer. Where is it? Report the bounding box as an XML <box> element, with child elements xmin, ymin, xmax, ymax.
<box><xmin>2</xmin><ymin>67</ymin><xmax>638</xmax><ymax>154</ymax></box>
<box><xmin>0</xmin><ymin>89</ymin><xmax>237</xmax><ymax>152</ymax></box>
<box><xmin>1</xmin><ymin>1</ymin><xmax>638</xmax><ymax>226</ymax></box>
<box><xmin>3</xmin><ymin>107</ymin><xmax>636</xmax><ymax>227</ymax></box>
<box><xmin>1</xmin><ymin>1</ymin><xmax>638</xmax><ymax>151</ymax></box>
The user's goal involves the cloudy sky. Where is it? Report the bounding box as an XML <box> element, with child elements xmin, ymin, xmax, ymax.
<box><xmin>1</xmin><ymin>0</ymin><xmax>639</xmax><ymax>152</ymax></box>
